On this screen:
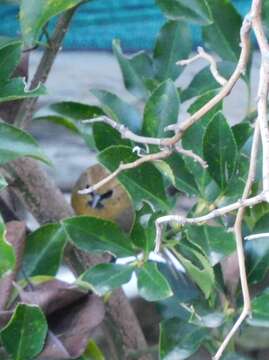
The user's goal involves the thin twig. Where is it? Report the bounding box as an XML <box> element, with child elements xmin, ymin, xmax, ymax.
<box><xmin>213</xmin><ymin>119</ymin><xmax>260</xmax><ymax>360</ymax></box>
<box><xmin>78</xmin><ymin>149</ymin><xmax>172</xmax><ymax>194</ymax></box>
<box><xmin>14</xmin><ymin>7</ymin><xmax>78</xmax><ymax>129</ymax></box>
<box><xmin>251</xmin><ymin>0</ymin><xmax>269</xmax><ymax>202</ymax></box>
<box><xmin>175</xmin><ymin>146</ymin><xmax>208</xmax><ymax>169</ymax></box>
<box><xmin>166</xmin><ymin>16</ymin><xmax>252</xmax><ymax>135</ymax></box>
<box><xmin>85</xmin><ymin>18</ymin><xmax>251</xmax><ymax>149</ymax></box>
<box><xmin>83</xmin><ymin>117</ymin><xmax>163</xmax><ymax>146</ymax></box>
<box><xmin>154</xmin><ymin>192</ymin><xmax>265</xmax><ymax>253</ymax></box>
<box><xmin>245</xmin><ymin>232</ymin><xmax>269</xmax><ymax>240</ymax></box>
<box><xmin>178</xmin><ymin>46</ymin><xmax>227</xmax><ymax>86</ymax></box>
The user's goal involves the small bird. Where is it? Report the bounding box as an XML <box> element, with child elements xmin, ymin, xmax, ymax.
<box><xmin>71</xmin><ymin>164</ymin><xmax>134</xmax><ymax>232</ymax></box>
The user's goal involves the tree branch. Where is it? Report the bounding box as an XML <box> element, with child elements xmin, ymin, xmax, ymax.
<box><xmin>14</xmin><ymin>7</ymin><xmax>77</xmax><ymax>129</ymax></box>
<box><xmin>177</xmin><ymin>46</ymin><xmax>227</xmax><ymax>86</ymax></box>
<box><xmin>213</xmin><ymin>119</ymin><xmax>260</xmax><ymax>360</ymax></box>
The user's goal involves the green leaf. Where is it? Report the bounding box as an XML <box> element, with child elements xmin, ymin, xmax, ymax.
<box><xmin>203</xmin><ymin>112</ymin><xmax>238</xmax><ymax>190</ymax></box>
<box><xmin>202</xmin><ymin>0</ymin><xmax>242</xmax><ymax>62</ymax></box>
<box><xmin>182</xmin><ymin>91</ymin><xmax>221</xmax><ymax>198</ymax></box>
<box><xmin>174</xmin><ymin>244</ymin><xmax>215</xmax><ymax>298</ymax></box>
<box><xmin>246</xmin><ymin>214</ymin><xmax>269</xmax><ymax>284</ymax></box>
<box><xmin>137</xmin><ymin>262</ymin><xmax>173</xmax><ymax>301</ymax></box>
<box><xmin>0</xmin><ymin>176</ymin><xmax>8</xmax><ymax>192</ymax></box>
<box><xmin>232</xmin><ymin>122</ymin><xmax>253</xmax><ymax>149</ymax></box>
<box><xmin>166</xmin><ymin>153</ymin><xmax>199</xmax><ymax>196</ymax></box>
<box><xmin>1</xmin><ymin>304</ymin><xmax>48</xmax><ymax>360</ymax></box>
<box><xmin>143</xmin><ymin>79</ymin><xmax>179</xmax><ymax>138</ymax></box>
<box><xmin>112</xmin><ymin>39</ymin><xmax>148</xmax><ymax>99</ymax></box>
<box><xmin>93</xmin><ymin>122</ymin><xmax>131</xmax><ymax>151</ymax></box>
<box><xmin>0</xmin><ymin>122</ymin><xmax>50</xmax><ymax>165</ymax></box>
<box><xmin>63</xmin><ymin>216</ymin><xmax>134</xmax><ymax>257</ymax></box>
<box><xmin>160</xmin><ymin>318</ymin><xmax>208</xmax><ymax>360</ymax></box>
<box><xmin>180</xmin><ymin>62</ymin><xmax>234</xmax><ymax>102</ymax></box>
<box><xmin>80</xmin><ymin>339</ymin><xmax>105</xmax><ymax>360</ymax></box>
<box><xmin>91</xmin><ymin>89</ymin><xmax>141</xmax><ymax>133</ymax></box>
<box><xmin>131</xmin><ymin>203</ymin><xmax>160</xmax><ymax>253</ymax></box>
<box><xmin>153</xmin><ymin>20</ymin><xmax>192</xmax><ymax>81</ymax></box>
<box><xmin>20</xmin><ymin>0</ymin><xmax>84</xmax><ymax>47</ymax></box>
<box><xmin>0</xmin><ymin>78</ymin><xmax>46</xmax><ymax>103</ymax></box>
<box><xmin>81</xmin><ymin>263</ymin><xmax>133</xmax><ymax>296</ymax></box>
<box><xmin>153</xmin><ymin>160</ymin><xmax>176</xmax><ymax>186</ymax></box>
<box><xmin>99</xmin><ymin>145</ymin><xmax>169</xmax><ymax>210</ymax></box>
<box><xmin>129</xmin><ymin>51</ymin><xmax>153</xmax><ymax>80</ymax></box>
<box><xmin>186</xmin><ymin>225</ymin><xmax>236</xmax><ymax>266</ymax></box>
<box><xmin>22</xmin><ymin>223</ymin><xmax>66</xmax><ymax>277</ymax></box>
<box><xmin>248</xmin><ymin>288</ymin><xmax>269</xmax><ymax>327</ymax></box>
<box><xmin>35</xmin><ymin>101</ymin><xmax>103</xmax><ymax>148</ymax></box>
<box><xmin>0</xmin><ymin>41</ymin><xmax>21</xmax><ymax>85</ymax></box>
<box><xmin>0</xmin><ymin>216</ymin><xmax>15</xmax><ymax>279</ymax></box>
<box><xmin>156</xmin><ymin>0</ymin><xmax>212</xmax><ymax>25</ymax></box>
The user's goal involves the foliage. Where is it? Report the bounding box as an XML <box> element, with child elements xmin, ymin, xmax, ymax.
<box><xmin>0</xmin><ymin>0</ymin><xmax>269</xmax><ymax>360</ymax></box>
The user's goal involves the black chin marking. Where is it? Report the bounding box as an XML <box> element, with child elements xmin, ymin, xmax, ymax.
<box><xmin>88</xmin><ymin>189</ymin><xmax>114</xmax><ymax>209</ymax></box>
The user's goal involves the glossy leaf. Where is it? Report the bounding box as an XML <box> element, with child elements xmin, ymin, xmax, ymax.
<box><xmin>99</xmin><ymin>145</ymin><xmax>169</xmax><ymax>210</ymax></box>
<box><xmin>81</xmin><ymin>263</ymin><xmax>133</xmax><ymax>296</ymax></box>
<box><xmin>0</xmin><ymin>41</ymin><xmax>21</xmax><ymax>85</ymax></box>
<box><xmin>246</xmin><ymin>214</ymin><xmax>269</xmax><ymax>283</ymax></box>
<box><xmin>166</xmin><ymin>153</ymin><xmax>199</xmax><ymax>196</ymax></box>
<box><xmin>131</xmin><ymin>203</ymin><xmax>160</xmax><ymax>253</ymax></box>
<box><xmin>153</xmin><ymin>160</ymin><xmax>176</xmax><ymax>186</ymax></box>
<box><xmin>232</xmin><ymin>122</ymin><xmax>253</xmax><ymax>149</ymax></box>
<box><xmin>34</xmin><ymin>101</ymin><xmax>103</xmax><ymax>148</ymax></box>
<box><xmin>91</xmin><ymin>89</ymin><xmax>141</xmax><ymax>133</ymax></box>
<box><xmin>137</xmin><ymin>262</ymin><xmax>173</xmax><ymax>301</ymax></box>
<box><xmin>93</xmin><ymin>122</ymin><xmax>131</xmax><ymax>151</ymax></box>
<box><xmin>203</xmin><ymin>112</ymin><xmax>238</xmax><ymax>190</ymax></box>
<box><xmin>248</xmin><ymin>288</ymin><xmax>269</xmax><ymax>327</ymax></box>
<box><xmin>175</xmin><ymin>244</ymin><xmax>215</xmax><ymax>298</ymax></box>
<box><xmin>0</xmin><ymin>78</ymin><xmax>46</xmax><ymax>103</ymax></box>
<box><xmin>160</xmin><ymin>318</ymin><xmax>208</xmax><ymax>360</ymax></box>
<box><xmin>182</xmin><ymin>91</ymin><xmax>221</xmax><ymax>198</ymax></box>
<box><xmin>113</xmin><ymin>39</ymin><xmax>148</xmax><ymax>98</ymax></box>
<box><xmin>22</xmin><ymin>224</ymin><xmax>67</xmax><ymax>277</ymax></box>
<box><xmin>1</xmin><ymin>304</ymin><xmax>48</xmax><ymax>360</ymax></box>
<box><xmin>153</xmin><ymin>20</ymin><xmax>192</xmax><ymax>81</ymax></box>
<box><xmin>180</xmin><ymin>62</ymin><xmax>234</xmax><ymax>102</ymax></box>
<box><xmin>0</xmin><ymin>122</ymin><xmax>50</xmax><ymax>165</ymax></box>
<box><xmin>63</xmin><ymin>216</ymin><xmax>134</xmax><ymax>257</ymax></box>
<box><xmin>20</xmin><ymin>0</ymin><xmax>84</xmax><ymax>47</ymax></box>
<box><xmin>0</xmin><ymin>176</ymin><xmax>7</xmax><ymax>192</ymax></box>
<box><xmin>129</xmin><ymin>51</ymin><xmax>153</xmax><ymax>80</ymax></box>
<box><xmin>0</xmin><ymin>216</ymin><xmax>15</xmax><ymax>279</ymax></box>
<box><xmin>156</xmin><ymin>0</ymin><xmax>212</xmax><ymax>25</ymax></box>
<box><xmin>186</xmin><ymin>225</ymin><xmax>236</xmax><ymax>266</ymax></box>
<box><xmin>202</xmin><ymin>0</ymin><xmax>242</xmax><ymax>62</ymax></box>
<box><xmin>157</xmin><ymin>262</ymin><xmax>200</xmax><ymax>320</ymax></box>
<box><xmin>143</xmin><ymin>80</ymin><xmax>179</xmax><ymax>137</ymax></box>
<box><xmin>80</xmin><ymin>339</ymin><xmax>105</xmax><ymax>360</ymax></box>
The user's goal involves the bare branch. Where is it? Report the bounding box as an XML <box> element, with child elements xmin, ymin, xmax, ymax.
<box><xmin>14</xmin><ymin>7</ymin><xmax>78</xmax><ymax>129</ymax></box>
<box><xmin>178</xmin><ymin>46</ymin><xmax>227</xmax><ymax>86</ymax></box>
<box><xmin>251</xmin><ymin>0</ymin><xmax>269</xmax><ymax>202</ymax></box>
<box><xmin>245</xmin><ymin>232</ymin><xmax>269</xmax><ymax>240</ymax></box>
<box><xmin>175</xmin><ymin>146</ymin><xmax>208</xmax><ymax>169</ymax></box>
<box><xmin>78</xmin><ymin>149</ymin><xmax>172</xmax><ymax>194</ymax></box>
<box><xmin>83</xmin><ymin>117</ymin><xmax>163</xmax><ymax>146</ymax></box>
<box><xmin>166</xmin><ymin>16</ymin><xmax>252</xmax><ymax>136</ymax></box>
<box><xmin>154</xmin><ymin>192</ymin><xmax>265</xmax><ymax>253</ymax></box>
<box><xmin>214</xmin><ymin>119</ymin><xmax>260</xmax><ymax>360</ymax></box>
<box><xmin>85</xmin><ymin>18</ymin><xmax>251</xmax><ymax>149</ymax></box>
